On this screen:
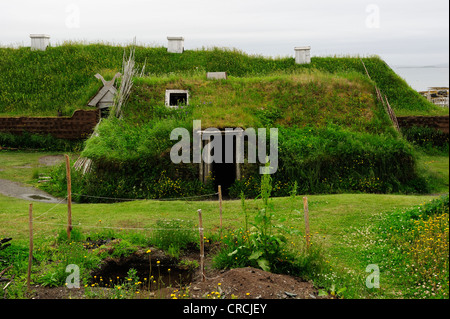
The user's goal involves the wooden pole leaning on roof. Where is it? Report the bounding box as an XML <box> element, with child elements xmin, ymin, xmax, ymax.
<box><xmin>64</xmin><ymin>154</ymin><xmax>72</xmax><ymax>242</ymax></box>
<box><xmin>197</xmin><ymin>209</ymin><xmax>206</xmax><ymax>282</ymax></box>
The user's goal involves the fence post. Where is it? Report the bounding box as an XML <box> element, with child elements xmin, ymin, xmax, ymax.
<box><xmin>218</xmin><ymin>185</ymin><xmax>223</xmax><ymax>230</ymax></box>
<box><xmin>27</xmin><ymin>203</ymin><xmax>33</xmax><ymax>291</ymax></box>
<box><xmin>303</xmin><ymin>197</ymin><xmax>310</xmax><ymax>249</ymax></box>
<box><xmin>197</xmin><ymin>209</ymin><xmax>206</xmax><ymax>282</ymax></box>
<box><xmin>64</xmin><ymin>154</ymin><xmax>72</xmax><ymax>241</ymax></box>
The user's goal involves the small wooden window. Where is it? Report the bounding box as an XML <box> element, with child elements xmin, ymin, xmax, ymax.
<box><xmin>165</xmin><ymin>90</ymin><xmax>189</xmax><ymax>108</ymax></box>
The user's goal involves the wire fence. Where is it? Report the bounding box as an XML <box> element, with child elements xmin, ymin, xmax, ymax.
<box><xmin>1</xmin><ymin>191</ymin><xmax>223</xmax><ymax>238</ymax></box>
<box><xmin>71</xmin><ymin>192</ymin><xmax>219</xmax><ymax>202</ymax></box>
<box><xmin>34</xmin><ymin>196</ymin><xmax>68</xmax><ymax>220</ymax></box>
<box><xmin>32</xmin><ymin>220</ymin><xmax>199</xmax><ymax>232</ymax></box>
<box><xmin>1</xmin><ymin>152</ymin><xmax>223</xmax><ymax>239</ymax></box>
<box><xmin>0</xmin><ymin>188</ymin><xmax>225</xmax><ymax>288</ymax></box>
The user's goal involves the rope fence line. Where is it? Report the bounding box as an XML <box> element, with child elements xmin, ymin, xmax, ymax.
<box><xmin>21</xmin><ymin>189</ymin><xmax>224</xmax><ymax>235</ymax></box>
<box><xmin>1</xmin><ymin>196</ymin><xmax>68</xmax><ymax>238</ymax></box>
<box><xmin>34</xmin><ymin>196</ymin><xmax>68</xmax><ymax>220</ymax></box>
<box><xmin>2</xmin><ymin>191</ymin><xmax>221</xmax><ymax>234</ymax></box>
<box><xmin>9</xmin><ymin>157</ymin><xmax>225</xmax><ymax>244</ymax></box>
<box><xmin>30</xmin><ymin>205</ymin><xmax>226</xmax><ymax>232</ymax></box>
<box><xmin>32</xmin><ymin>219</ymin><xmax>200</xmax><ymax>232</ymax></box>
<box><xmin>71</xmin><ymin>192</ymin><xmax>219</xmax><ymax>202</ymax></box>
<box><xmin>22</xmin><ymin>193</ymin><xmax>219</xmax><ymax>287</ymax></box>
<box><xmin>3</xmin><ymin>210</ymin><xmax>217</xmax><ymax>238</ymax></box>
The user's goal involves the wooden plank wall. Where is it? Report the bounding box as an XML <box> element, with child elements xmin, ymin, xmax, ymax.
<box><xmin>397</xmin><ymin>115</ymin><xmax>449</xmax><ymax>134</ymax></box>
<box><xmin>0</xmin><ymin>110</ymin><xmax>99</xmax><ymax>139</ymax></box>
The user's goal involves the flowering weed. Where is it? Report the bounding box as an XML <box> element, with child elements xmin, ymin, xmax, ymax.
<box><xmin>365</xmin><ymin>194</ymin><xmax>449</xmax><ymax>298</ymax></box>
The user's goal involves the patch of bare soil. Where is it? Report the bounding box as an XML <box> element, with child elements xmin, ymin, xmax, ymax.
<box><xmin>27</xmin><ymin>245</ymin><xmax>324</xmax><ymax>300</ymax></box>
<box><xmin>30</xmin><ymin>267</ymin><xmax>323</xmax><ymax>300</ymax></box>
<box><xmin>190</xmin><ymin>267</ymin><xmax>323</xmax><ymax>299</ymax></box>
<box><xmin>30</xmin><ymin>286</ymin><xmax>85</xmax><ymax>299</ymax></box>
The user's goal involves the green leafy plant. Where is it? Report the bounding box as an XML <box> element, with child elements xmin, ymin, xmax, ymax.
<box><xmin>318</xmin><ymin>284</ymin><xmax>347</xmax><ymax>299</ymax></box>
<box><xmin>108</xmin><ymin>239</ymin><xmax>137</xmax><ymax>258</ymax></box>
<box><xmin>107</xmin><ymin>268</ymin><xmax>141</xmax><ymax>299</ymax></box>
<box><xmin>36</xmin><ymin>241</ymin><xmax>102</xmax><ymax>287</ymax></box>
<box><xmin>56</xmin><ymin>227</ymin><xmax>84</xmax><ymax>243</ymax></box>
<box><xmin>214</xmin><ymin>167</ymin><xmax>300</xmax><ymax>274</ymax></box>
<box><xmin>401</xmin><ymin>126</ymin><xmax>449</xmax><ymax>155</ymax></box>
<box><xmin>246</xmin><ymin>171</ymin><xmax>280</xmax><ymax>271</ymax></box>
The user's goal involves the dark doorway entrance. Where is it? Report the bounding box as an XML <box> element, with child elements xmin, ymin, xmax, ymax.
<box><xmin>211</xmin><ymin>134</ymin><xmax>236</xmax><ymax>197</ymax></box>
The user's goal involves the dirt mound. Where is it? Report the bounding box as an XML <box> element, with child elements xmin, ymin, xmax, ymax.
<box><xmin>190</xmin><ymin>267</ymin><xmax>323</xmax><ymax>299</ymax></box>
<box><xmin>30</xmin><ymin>286</ymin><xmax>86</xmax><ymax>299</ymax></box>
<box><xmin>27</xmin><ymin>248</ymin><xmax>325</xmax><ymax>299</ymax></box>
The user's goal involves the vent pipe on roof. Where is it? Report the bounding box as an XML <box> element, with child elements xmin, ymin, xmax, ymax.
<box><xmin>167</xmin><ymin>36</ymin><xmax>184</xmax><ymax>53</ymax></box>
<box><xmin>30</xmin><ymin>34</ymin><xmax>50</xmax><ymax>51</ymax></box>
<box><xmin>294</xmin><ymin>46</ymin><xmax>311</xmax><ymax>64</ymax></box>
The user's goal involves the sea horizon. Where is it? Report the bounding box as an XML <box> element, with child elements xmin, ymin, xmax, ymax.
<box><xmin>391</xmin><ymin>65</ymin><xmax>449</xmax><ymax>92</ymax></box>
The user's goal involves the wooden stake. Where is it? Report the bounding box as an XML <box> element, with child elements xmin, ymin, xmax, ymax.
<box><xmin>218</xmin><ymin>185</ymin><xmax>223</xmax><ymax>229</ymax></box>
<box><xmin>197</xmin><ymin>209</ymin><xmax>205</xmax><ymax>282</ymax></box>
<box><xmin>303</xmin><ymin>197</ymin><xmax>310</xmax><ymax>249</ymax></box>
<box><xmin>64</xmin><ymin>154</ymin><xmax>72</xmax><ymax>242</ymax></box>
<box><xmin>27</xmin><ymin>203</ymin><xmax>33</xmax><ymax>290</ymax></box>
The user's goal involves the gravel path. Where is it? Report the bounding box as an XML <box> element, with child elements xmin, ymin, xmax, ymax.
<box><xmin>0</xmin><ymin>178</ymin><xmax>66</xmax><ymax>203</ymax></box>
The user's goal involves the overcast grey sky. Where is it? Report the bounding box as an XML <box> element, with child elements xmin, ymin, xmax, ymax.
<box><xmin>1</xmin><ymin>0</ymin><xmax>448</xmax><ymax>67</ymax></box>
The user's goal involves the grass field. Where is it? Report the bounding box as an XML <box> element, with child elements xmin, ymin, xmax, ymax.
<box><xmin>0</xmin><ymin>150</ymin><xmax>448</xmax><ymax>298</ymax></box>
<box><xmin>417</xmin><ymin>154</ymin><xmax>450</xmax><ymax>194</ymax></box>
<box><xmin>0</xmin><ymin>151</ymin><xmax>61</xmax><ymax>183</ymax></box>
<box><xmin>0</xmin><ymin>186</ymin><xmax>444</xmax><ymax>298</ymax></box>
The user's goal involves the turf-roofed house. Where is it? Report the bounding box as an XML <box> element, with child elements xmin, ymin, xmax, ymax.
<box><xmin>0</xmin><ymin>36</ymin><xmax>445</xmax><ymax>202</ymax></box>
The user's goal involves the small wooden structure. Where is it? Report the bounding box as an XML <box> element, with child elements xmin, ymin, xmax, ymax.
<box><xmin>88</xmin><ymin>73</ymin><xmax>121</xmax><ymax>116</ymax></box>
<box><xmin>294</xmin><ymin>46</ymin><xmax>311</xmax><ymax>64</ymax></box>
<box><xmin>167</xmin><ymin>36</ymin><xmax>184</xmax><ymax>53</ymax></box>
<box><xmin>206</xmin><ymin>72</ymin><xmax>227</xmax><ymax>80</ymax></box>
<box><xmin>30</xmin><ymin>34</ymin><xmax>50</xmax><ymax>51</ymax></box>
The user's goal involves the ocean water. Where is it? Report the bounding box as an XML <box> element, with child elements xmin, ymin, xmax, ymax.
<box><xmin>391</xmin><ymin>66</ymin><xmax>449</xmax><ymax>92</ymax></box>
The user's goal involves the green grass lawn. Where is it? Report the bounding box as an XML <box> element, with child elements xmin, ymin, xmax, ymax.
<box><xmin>0</xmin><ymin>191</ymin><xmax>442</xmax><ymax>298</ymax></box>
<box><xmin>0</xmin><ymin>150</ymin><xmax>448</xmax><ymax>298</ymax></box>
<box><xmin>0</xmin><ymin>191</ymin><xmax>442</xmax><ymax>297</ymax></box>
<box><xmin>417</xmin><ymin>153</ymin><xmax>449</xmax><ymax>193</ymax></box>
<box><xmin>0</xmin><ymin>150</ymin><xmax>62</xmax><ymax>184</ymax></box>
<box><xmin>1</xmin><ymin>191</ymin><xmax>437</xmax><ymax>242</ymax></box>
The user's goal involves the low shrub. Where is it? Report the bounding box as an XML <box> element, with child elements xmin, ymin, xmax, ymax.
<box><xmin>230</xmin><ymin>126</ymin><xmax>428</xmax><ymax>197</ymax></box>
<box><xmin>401</xmin><ymin>126</ymin><xmax>449</xmax><ymax>155</ymax></box>
<box><xmin>0</xmin><ymin>131</ymin><xmax>83</xmax><ymax>151</ymax></box>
